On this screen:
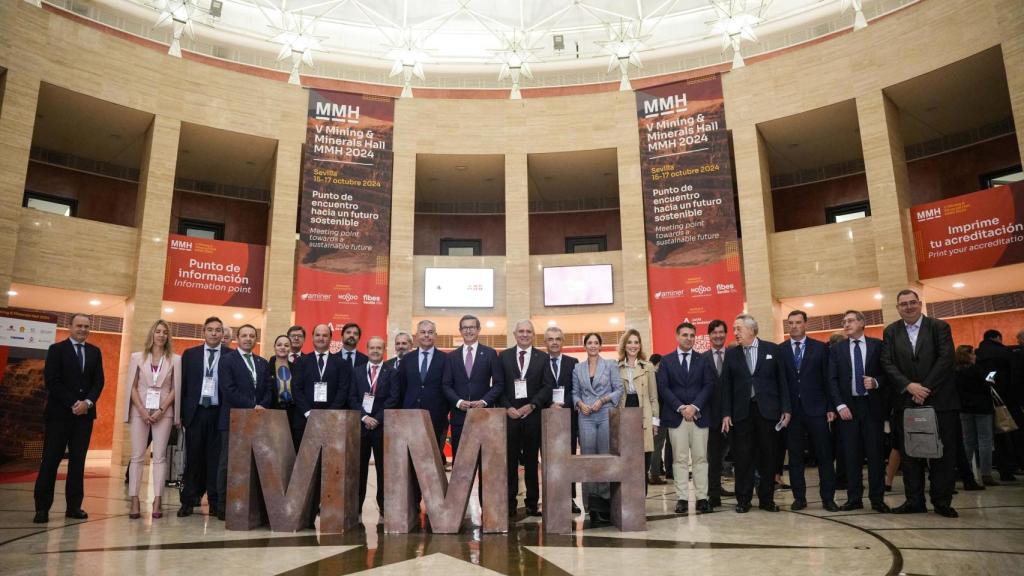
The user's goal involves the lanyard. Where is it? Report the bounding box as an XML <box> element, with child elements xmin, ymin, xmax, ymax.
<box><xmin>368</xmin><ymin>364</ymin><xmax>380</xmax><ymax>393</ymax></box>
<box><xmin>205</xmin><ymin>348</ymin><xmax>218</xmax><ymax>378</ymax></box>
<box><xmin>316</xmin><ymin>352</ymin><xmax>329</xmax><ymax>380</ymax></box>
<box><xmin>150</xmin><ymin>355</ymin><xmax>165</xmax><ymax>387</ymax></box>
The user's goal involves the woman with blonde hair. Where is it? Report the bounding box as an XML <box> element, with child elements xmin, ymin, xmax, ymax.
<box><xmin>124</xmin><ymin>319</ymin><xmax>181</xmax><ymax>519</ymax></box>
<box><xmin>617</xmin><ymin>328</ymin><xmax>660</xmax><ymax>494</ymax></box>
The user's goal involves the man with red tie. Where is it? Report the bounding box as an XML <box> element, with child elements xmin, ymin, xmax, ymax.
<box><xmin>354</xmin><ymin>336</ymin><xmax>397</xmax><ymax>517</ymax></box>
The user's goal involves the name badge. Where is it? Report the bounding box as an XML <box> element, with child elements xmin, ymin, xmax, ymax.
<box><xmin>201</xmin><ymin>377</ymin><xmax>216</xmax><ymax>399</ymax></box>
<box><xmin>314</xmin><ymin>381</ymin><xmax>328</xmax><ymax>403</ymax></box>
<box><xmin>552</xmin><ymin>387</ymin><xmax>565</xmax><ymax>405</ymax></box>
<box><xmin>515</xmin><ymin>379</ymin><xmax>528</xmax><ymax>400</ymax></box>
<box><xmin>145</xmin><ymin>388</ymin><xmax>161</xmax><ymax>411</ymax></box>
<box><xmin>362</xmin><ymin>393</ymin><xmax>375</xmax><ymax>414</ymax></box>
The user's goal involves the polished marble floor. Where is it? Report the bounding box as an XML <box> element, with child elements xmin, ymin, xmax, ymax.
<box><xmin>2</xmin><ymin>460</ymin><xmax>1022</xmax><ymax>576</ymax></box>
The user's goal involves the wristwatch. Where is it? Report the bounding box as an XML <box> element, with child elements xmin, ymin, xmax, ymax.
<box><xmin>85</xmin><ymin>399</ymin><xmax>94</xmax><ymax>408</ymax></box>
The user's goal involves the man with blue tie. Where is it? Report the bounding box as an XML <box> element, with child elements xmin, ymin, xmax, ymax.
<box><xmin>339</xmin><ymin>323</ymin><xmax>369</xmax><ymax>369</ymax></box>
<box><xmin>354</xmin><ymin>336</ymin><xmax>396</xmax><ymax>518</ymax></box>
<box><xmin>721</xmin><ymin>314</ymin><xmax>791</xmax><ymax>513</ymax></box>
<box><xmin>443</xmin><ymin>315</ymin><xmax>504</xmax><ymax>456</ymax></box>
<box><xmin>396</xmin><ymin>320</ymin><xmax>449</xmax><ymax>454</ymax></box>
<box><xmin>779</xmin><ymin>310</ymin><xmax>838</xmax><ymax>512</ymax></box>
<box><xmin>215</xmin><ymin>324</ymin><xmax>274</xmax><ymax>521</ymax></box>
<box><xmin>545</xmin><ymin>325</ymin><xmax>581</xmax><ymax>514</ymax></box>
<box><xmin>704</xmin><ymin>320</ymin><xmax>733</xmax><ymax>509</ymax></box>
<box><xmin>177</xmin><ymin>316</ymin><xmax>225</xmax><ymax>518</ymax></box>
<box><xmin>33</xmin><ymin>313</ymin><xmax>104</xmax><ymax>524</ymax></box>
<box><xmin>293</xmin><ymin>324</ymin><xmax>358</xmax><ymax>445</ymax></box>
<box><xmin>829</xmin><ymin>310</ymin><xmax>890</xmax><ymax>512</ymax></box>
<box><xmin>657</xmin><ymin>322</ymin><xmax>715</xmax><ymax>514</ymax></box>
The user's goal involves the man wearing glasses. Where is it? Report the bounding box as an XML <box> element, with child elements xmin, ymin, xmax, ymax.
<box><xmin>442</xmin><ymin>315</ymin><xmax>504</xmax><ymax>457</ymax></box>
<box><xmin>880</xmin><ymin>289</ymin><xmax>959</xmax><ymax>518</ymax></box>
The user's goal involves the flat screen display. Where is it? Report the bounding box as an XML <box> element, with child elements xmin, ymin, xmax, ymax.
<box><xmin>424</xmin><ymin>268</ymin><xmax>494</xmax><ymax>308</ymax></box>
<box><xmin>543</xmin><ymin>264</ymin><xmax>614</xmax><ymax>306</ymax></box>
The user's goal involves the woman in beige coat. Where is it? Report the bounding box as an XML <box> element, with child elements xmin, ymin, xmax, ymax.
<box><xmin>124</xmin><ymin>319</ymin><xmax>182</xmax><ymax>519</ymax></box>
<box><xmin>617</xmin><ymin>328</ymin><xmax>660</xmax><ymax>493</ymax></box>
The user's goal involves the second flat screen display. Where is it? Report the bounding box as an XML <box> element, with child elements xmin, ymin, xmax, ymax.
<box><xmin>543</xmin><ymin>264</ymin><xmax>613</xmax><ymax>306</ymax></box>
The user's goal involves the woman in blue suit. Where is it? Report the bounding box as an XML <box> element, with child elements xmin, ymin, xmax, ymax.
<box><xmin>573</xmin><ymin>332</ymin><xmax>624</xmax><ymax>526</ymax></box>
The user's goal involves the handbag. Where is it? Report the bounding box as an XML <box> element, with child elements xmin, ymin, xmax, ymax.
<box><xmin>992</xmin><ymin>387</ymin><xmax>1019</xmax><ymax>434</ymax></box>
<box><xmin>903</xmin><ymin>406</ymin><xmax>943</xmax><ymax>459</ymax></box>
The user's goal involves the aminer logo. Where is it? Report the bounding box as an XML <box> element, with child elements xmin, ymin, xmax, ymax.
<box><xmin>170</xmin><ymin>239</ymin><xmax>193</xmax><ymax>251</ymax></box>
<box><xmin>654</xmin><ymin>289</ymin><xmax>686</xmax><ymax>300</ymax></box>
<box><xmin>643</xmin><ymin>93</ymin><xmax>688</xmax><ymax>118</ymax></box>
<box><xmin>314</xmin><ymin>101</ymin><xmax>360</xmax><ymax>124</ymax></box>
<box><xmin>916</xmin><ymin>207</ymin><xmax>942</xmax><ymax>222</ymax></box>
<box><xmin>300</xmin><ymin>293</ymin><xmax>330</xmax><ymax>302</ymax></box>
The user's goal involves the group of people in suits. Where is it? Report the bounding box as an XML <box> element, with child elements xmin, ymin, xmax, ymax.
<box><xmin>30</xmin><ymin>288</ymin><xmax>991</xmax><ymax>526</ymax></box>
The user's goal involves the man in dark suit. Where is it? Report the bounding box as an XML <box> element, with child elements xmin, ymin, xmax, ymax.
<box><xmin>500</xmin><ymin>320</ymin><xmax>555</xmax><ymax>516</ymax></box>
<box><xmin>293</xmin><ymin>324</ymin><xmax>357</xmax><ymax>446</ymax></box>
<box><xmin>779</xmin><ymin>310</ymin><xmax>838</xmax><ymax>512</ymax></box>
<box><xmin>339</xmin><ymin>322</ymin><xmax>369</xmax><ymax>369</ymax></box>
<box><xmin>33</xmin><ymin>313</ymin><xmax>104</xmax><ymax>523</ymax></box>
<box><xmin>287</xmin><ymin>325</ymin><xmax>306</xmax><ymax>363</ymax></box>
<box><xmin>829</xmin><ymin>310</ymin><xmax>890</xmax><ymax>512</ymax></box>
<box><xmin>178</xmin><ymin>316</ymin><xmax>226</xmax><ymax>518</ymax></box>
<box><xmin>881</xmin><ymin>289</ymin><xmax>960</xmax><ymax>518</ymax></box>
<box><xmin>657</xmin><ymin>322</ymin><xmax>715</xmax><ymax>514</ymax></box>
<box><xmin>442</xmin><ymin>315</ymin><xmax>504</xmax><ymax>456</ymax></box>
<box><xmin>545</xmin><ymin>325</ymin><xmax>581</xmax><ymax>513</ymax></box>
<box><xmin>976</xmin><ymin>329</ymin><xmax>1017</xmax><ymax>483</ymax></box>
<box><xmin>703</xmin><ymin>319</ymin><xmax>733</xmax><ymax>509</ymax></box>
<box><xmin>383</xmin><ymin>331</ymin><xmax>412</xmax><ymax>373</ymax></box>
<box><xmin>216</xmin><ymin>324</ymin><xmax>274</xmax><ymax>520</ymax></box>
<box><xmin>721</xmin><ymin>314</ymin><xmax>791</xmax><ymax>513</ymax></box>
<box><xmin>354</xmin><ymin>336</ymin><xmax>397</xmax><ymax>518</ymax></box>
<box><xmin>395</xmin><ymin>320</ymin><xmax>449</xmax><ymax>453</ymax></box>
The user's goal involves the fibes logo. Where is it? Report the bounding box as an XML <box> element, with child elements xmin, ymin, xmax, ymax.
<box><xmin>916</xmin><ymin>207</ymin><xmax>942</xmax><ymax>222</ymax></box>
<box><xmin>170</xmin><ymin>239</ymin><xmax>193</xmax><ymax>251</ymax></box>
<box><xmin>716</xmin><ymin>283</ymin><xmax>736</xmax><ymax>294</ymax></box>
<box><xmin>654</xmin><ymin>289</ymin><xmax>686</xmax><ymax>300</ymax></box>
<box><xmin>314</xmin><ymin>101</ymin><xmax>360</xmax><ymax>124</ymax></box>
<box><xmin>690</xmin><ymin>285</ymin><xmax>712</xmax><ymax>296</ymax></box>
<box><xmin>300</xmin><ymin>293</ymin><xmax>330</xmax><ymax>302</ymax></box>
<box><xmin>363</xmin><ymin>294</ymin><xmax>382</xmax><ymax>305</ymax></box>
<box><xmin>336</xmin><ymin>293</ymin><xmax>359</xmax><ymax>303</ymax></box>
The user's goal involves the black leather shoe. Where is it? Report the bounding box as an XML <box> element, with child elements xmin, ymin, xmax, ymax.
<box><xmin>962</xmin><ymin>481</ymin><xmax>984</xmax><ymax>491</ymax></box>
<box><xmin>839</xmin><ymin>500</ymin><xmax>864</xmax><ymax>511</ymax></box>
<box><xmin>791</xmin><ymin>498</ymin><xmax>807</xmax><ymax>511</ymax></box>
<box><xmin>871</xmin><ymin>502</ymin><xmax>891</xmax><ymax>513</ymax></box>
<box><xmin>933</xmin><ymin>505</ymin><xmax>959</xmax><ymax>518</ymax></box>
<box><xmin>508</xmin><ymin>505</ymin><xmax>517</xmax><ymax>517</ymax></box>
<box><xmin>823</xmin><ymin>501</ymin><xmax>839</xmax><ymax>512</ymax></box>
<box><xmin>890</xmin><ymin>502</ymin><xmax>927</xmax><ymax>514</ymax></box>
<box><xmin>696</xmin><ymin>499</ymin><xmax>711</xmax><ymax>514</ymax></box>
<box><xmin>735</xmin><ymin>503</ymin><xmax>750</xmax><ymax>513</ymax></box>
<box><xmin>526</xmin><ymin>507</ymin><xmax>542</xmax><ymax>517</ymax></box>
<box><xmin>674</xmin><ymin>500</ymin><xmax>688</xmax><ymax>514</ymax></box>
<box><xmin>32</xmin><ymin>511</ymin><xmax>49</xmax><ymax>524</ymax></box>
<box><xmin>216</xmin><ymin>510</ymin><xmax>226</xmax><ymax>521</ymax></box>
<box><xmin>709</xmin><ymin>496</ymin><xmax>722</xmax><ymax>508</ymax></box>
<box><xmin>759</xmin><ymin>502</ymin><xmax>780</xmax><ymax>512</ymax></box>
<box><xmin>65</xmin><ymin>509</ymin><xmax>88</xmax><ymax>520</ymax></box>
<box><xmin>208</xmin><ymin>505</ymin><xmax>220</xmax><ymax>517</ymax></box>
<box><xmin>571</xmin><ymin>502</ymin><xmax>581</xmax><ymax>514</ymax></box>
<box><xmin>177</xmin><ymin>506</ymin><xmax>193</xmax><ymax>518</ymax></box>
<box><xmin>720</xmin><ymin>488</ymin><xmax>735</xmax><ymax>497</ymax></box>
<box><xmin>884</xmin><ymin>484</ymin><xmax>893</xmax><ymax>492</ymax></box>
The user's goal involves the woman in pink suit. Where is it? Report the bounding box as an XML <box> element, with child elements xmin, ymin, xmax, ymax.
<box><xmin>124</xmin><ymin>319</ymin><xmax>181</xmax><ymax>519</ymax></box>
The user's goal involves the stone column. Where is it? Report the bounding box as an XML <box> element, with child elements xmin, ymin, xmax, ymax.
<box><xmin>261</xmin><ymin>141</ymin><xmax>302</xmax><ymax>343</ymax></box>
<box><xmin>504</xmin><ymin>153</ymin><xmax>531</xmax><ymax>330</ymax></box>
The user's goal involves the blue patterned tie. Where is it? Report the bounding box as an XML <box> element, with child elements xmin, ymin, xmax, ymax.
<box><xmin>853</xmin><ymin>340</ymin><xmax>866</xmax><ymax>395</ymax></box>
<box><xmin>794</xmin><ymin>341</ymin><xmax>803</xmax><ymax>372</ymax></box>
<box><xmin>420</xmin><ymin>351</ymin><xmax>429</xmax><ymax>381</ymax></box>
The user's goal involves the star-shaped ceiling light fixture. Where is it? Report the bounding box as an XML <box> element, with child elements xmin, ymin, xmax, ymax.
<box><xmin>152</xmin><ymin>0</ymin><xmax>202</xmax><ymax>57</ymax></box>
<box><xmin>495</xmin><ymin>28</ymin><xmax>536</xmax><ymax>100</ymax></box>
<box><xmin>386</xmin><ymin>28</ymin><xmax>429</xmax><ymax>98</ymax></box>
<box><xmin>596</xmin><ymin>20</ymin><xmax>649</xmax><ymax>91</ymax></box>
<box><xmin>839</xmin><ymin>0</ymin><xmax>868</xmax><ymax>30</ymax></box>
<box><xmin>709</xmin><ymin>0</ymin><xmax>770</xmax><ymax>69</ymax></box>
<box><xmin>267</xmin><ymin>12</ymin><xmax>327</xmax><ymax>85</ymax></box>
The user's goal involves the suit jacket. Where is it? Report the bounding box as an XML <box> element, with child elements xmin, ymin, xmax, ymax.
<box><xmin>778</xmin><ymin>337</ymin><xmax>832</xmax><ymax>417</ymax></box>
<box><xmin>880</xmin><ymin>315</ymin><xmax>959</xmax><ymax>412</ymax></box>
<box><xmin>43</xmin><ymin>338</ymin><xmax>104</xmax><ymax>421</ymax></box>
<box><xmin>721</xmin><ymin>339</ymin><xmax>791</xmax><ymax>422</ymax></box>
<box><xmin>353</xmin><ymin>362</ymin><xmax>398</xmax><ymax>435</ymax></box>
<box><xmin>217</xmin><ymin>349</ymin><xmax>274</xmax><ymax>431</ymax></box>
<box><xmin>180</xmin><ymin>344</ymin><xmax>228</xmax><ymax>428</ymax></box>
<box><xmin>571</xmin><ymin>357</ymin><xmax>623</xmax><ymax>419</ymax></box>
<box><xmin>338</xmin><ymin>349</ymin><xmax>369</xmax><ymax>370</ymax></box>
<box><xmin>827</xmin><ymin>336</ymin><xmax>888</xmax><ymax>421</ymax></box>
<box><xmin>657</xmin><ymin>350</ymin><xmax>714</xmax><ymax>429</ymax></box>
<box><xmin>975</xmin><ymin>339</ymin><xmax>1014</xmax><ymax>405</ymax></box>
<box><xmin>703</xmin><ymin>347</ymin><xmax>728</xmax><ymax>426</ymax></box>
<box><xmin>618</xmin><ymin>359</ymin><xmax>661</xmax><ymax>449</ymax></box>
<box><xmin>396</xmin><ymin>347</ymin><xmax>450</xmax><ymax>426</ymax></box>
<box><xmin>383</xmin><ymin>356</ymin><xmax>402</xmax><ymax>373</ymax></box>
<box><xmin>442</xmin><ymin>343</ymin><xmax>504</xmax><ymax>425</ymax></box>
<box><xmin>292</xmin><ymin>350</ymin><xmax>357</xmax><ymax>428</ymax></box>
<box><xmin>499</xmin><ymin>347</ymin><xmax>555</xmax><ymax>411</ymax></box>
<box><xmin>549</xmin><ymin>354</ymin><xmax>579</xmax><ymax>408</ymax></box>
<box><xmin>122</xmin><ymin>351</ymin><xmax>183</xmax><ymax>425</ymax></box>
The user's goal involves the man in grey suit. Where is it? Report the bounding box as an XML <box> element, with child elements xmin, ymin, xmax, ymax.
<box><xmin>881</xmin><ymin>289</ymin><xmax>959</xmax><ymax>518</ymax></box>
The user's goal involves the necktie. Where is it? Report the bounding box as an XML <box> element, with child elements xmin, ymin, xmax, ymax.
<box><xmin>714</xmin><ymin>350</ymin><xmax>723</xmax><ymax>376</ymax></box>
<box><xmin>465</xmin><ymin>346</ymin><xmax>474</xmax><ymax>378</ymax></box>
<box><xmin>346</xmin><ymin>351</ymin><xmax>353</xmax><ymax>366</ymax></box>
<box><xmin>75</xmin><ymin>343</ymin><xmax>85</xmax><ymax>372</ymax></box>
<box><xmin>420</xmin><ymin>351</ymin><xmax>429</xmax><ymax>381</ymax></box>
<box><xmin>853</xmin><ymin>340</ymin><xmax>866</xmax><ymax>395</ymax></box>
<box><xmin>745</xmin><ymin>347</ymin><xmax>756</xmax><ymax>398</ymax></box>
<box><xmin>370</xmin><ymin>364</ymin><xmax>379</xmax><ymax>394</ymax></box>
<box><xmin>680</xmin><ymin>352</ymin><xmax>690</xmax><ymax>378</ymax></box>
<box><xmin>290</xmin><ymin>352</ymin><xmax>298</xmax><ymax>363</ymax></box>
<box><xmin>518</xmin><ymin>350</ymin><xmax>526</xmax><ymax>373</ymax></box>
<box><xmin>551</xmin><ymin>357</ymin><xmax>558</xmax><ymax>381</ymax></box>
<box><xmin>244</xmin><ymin>353</ymin><xmax>256</xmax><ymax>385</ymax></box>
<box><xmin>794</xmin><ymin>341</ymin><xmax>803</xmax><ymax>371</ymax></box>
<box><xmin>202</xmin><ymin>348</ymin><xmax>217</xmax><ymax>407</ymax></box>
<box><xmin>317</xmin><ymin>353</ymin><xmax>325</xmax><ymax>374</ymax></box>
